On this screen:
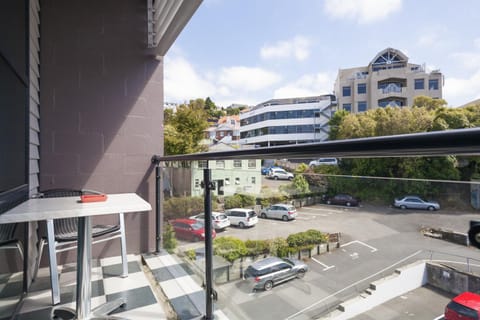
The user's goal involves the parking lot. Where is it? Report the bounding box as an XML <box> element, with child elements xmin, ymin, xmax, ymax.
<box><xmin>175</xmin><ymin>201</ymin><xmax>480</xmax><ymax>319</ymax></box>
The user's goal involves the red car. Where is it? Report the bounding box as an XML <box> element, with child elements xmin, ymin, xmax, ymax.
<box><xmin>445</xmin><ymin>292</ymin><xmax>480</xmax><ymax>320</ymax></box>
<box><xmin>169</xmin><ymin>218</ymin><xmax>216</xmax><ymax>242</ymax></box>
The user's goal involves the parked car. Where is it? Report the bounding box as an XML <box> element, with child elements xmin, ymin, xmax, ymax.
<box><xmin>169</xmin><ymin>218</ymin><xmax>216</xmax><ymax>242</ymax></box>
<box><xmin>267</xmin><ymin>168</ymin><xmax>294</xmax><ymax>180</ymax></box>
<box><xmin>445</xmin><ymin>291</ymin><xmax>480</xmax><ymax>320</ymax></box>
<box><xmin>243</xmin><ymin>256</ymin><xmax>308</xmax><ymax>291</ymax></box>
<box><xmin>323</xmin><ymin>194</ymin><xmax>360</xmax><ymax>207</ymax></box>
<box><xmin>260</xmin><ymin>204</ymin><xmax>297</xmax><ymax>221</ymax></box>
<box><xmin>225</xmin><ymin>208</ymin><xmax>258</xmax><ymax>228</ymax></box>
<box><xmin>393</xmin><ymin>195</ymin><xmax>440</xmax><ymax>211</ymax></box>
<box><xmin>309</xmin><ymin>158</ymin><xmax>338</xmax><ymax>167</ymax></box>
<box><xmin>189</xmin><ymin>212</ymin><xmax>230</xmax><ymax>231</ymax></box>
<box><xmin>261</xmin><ymin>166</ymin><xmax>282</xmax><ymax>175</ymax></box>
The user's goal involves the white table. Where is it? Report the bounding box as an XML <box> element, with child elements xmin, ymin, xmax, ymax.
<box><xmin>0</xmin><ymin>193</ymin><xmax>152</xmax><ymax>319</ymax></box>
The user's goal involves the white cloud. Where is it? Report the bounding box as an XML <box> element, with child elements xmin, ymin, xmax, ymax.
<box><xmin>273</xmin><ymin>72</ymin><xmax>335</xmax><ymax>99</ymax></box>
<box><xmin>417</xmin><ymin>32</ymin><xmax>440</xmax><ymax>47</ymax></box>
<box><xmin>217</xmin><ymin>66</ymin><xmax>282</xmax><ymax>91</ymax></box>
<box><xmin>164</xmin><ymin>55</ymin><xmax>282</xmax><ymax>107</ymax></box>
<box><xmin>324</xmin><ymin>0</ymin><xmax>402</xmax><ymax>24</ymax></box>
<box><xmin>260</xmin><ymin>36</ymin><xmax>311</xmax><ymax>61</ymax></box>
<box><xmin>444</xmin><ymin>71</ymin><xmax>480</xmax><ymax>107</ymax></box>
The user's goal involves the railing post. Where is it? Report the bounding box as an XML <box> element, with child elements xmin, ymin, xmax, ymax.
<box><xmin>203</xmin><ymin>168</ymin><xmax>215</xmax><ymax>320</ymax></box>
<box><xmin>152</xmin><ymin>155</ymin><xmax>162</xmax><ymax>253</ymax></box>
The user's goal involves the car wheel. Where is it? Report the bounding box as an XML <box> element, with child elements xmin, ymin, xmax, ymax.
<box><xmin>264</xmin><ymin>280</ymin><xmax>273</xmax><ymax>291</ymax></box>
<box><xmin>346</xmin><ymin>202</ymin><xmax>351</xmax><ymax>207</ymax></box>
<box><xmin>400</xmin><ymin>205</ymin><xmax>407</xmax><ymax>210</ymax></box>
<box><xmin>297</xmin><ymin>269</ymin><xmax>306</xmax><ymax>278</ymax></box>
<box><xmin>288</xmin><ymin>177</ymin><xmax>293</xmax><ymax>181</ymax></box>
<box><xmin>326</xmin><ymin>200</ymin><xmax>331</xmax><ymax>205</ymax></box>
<box><xmin>427</xmin><ymin>206</ymin><xmax>435</xmax><ymax>211</ymax></box>
<box><xmin>282</xmin><ymin>215</ymin><xmax>289</xmax><ymax>221</ymax></box>
<box><xmin>238</xmin><ymin>222</ymin><xmax>245</xmax><ymax>228</ymax></box>
<box><xmin>274</xmin><ymin>176</ymin><xmax>278</xmax><ymax>180</ymax></box>
<box><xmin>261</xmin><ymin>213</ymin><xmax>267</xmax><ymax>219</ymax></box>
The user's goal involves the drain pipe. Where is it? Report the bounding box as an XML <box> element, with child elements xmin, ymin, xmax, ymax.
<box><xmin>151</xmin><ymin>156</ymin><xmax>162</xmax><ymax>253</ymax></box>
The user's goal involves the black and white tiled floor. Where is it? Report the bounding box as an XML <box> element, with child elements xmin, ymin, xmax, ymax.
<box><xmin>1</xmin><ymin>255</ymin><xmax>166</xmax><ymax>320</ymax></box>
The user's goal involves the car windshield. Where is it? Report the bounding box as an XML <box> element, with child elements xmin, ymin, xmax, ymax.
<box><xmin>248</xmin><ymin>211</ymin><xmax>257</xmax><ymax>218</ymax></box>
<box><xmin>191</xmin><ymin>222</ymin><xmax>204</xmax><ymax>230</ymax></box>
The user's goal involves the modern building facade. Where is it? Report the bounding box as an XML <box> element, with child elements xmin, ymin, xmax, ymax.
<box><xmin>334</xmin><ymin>48</ymin><xmax>443</xmax><ymax>113</ymax></box>
<box><xmin>239</xmin><ymin>95</ymin><xmax>336</xmax><ymax>147</ymax></box>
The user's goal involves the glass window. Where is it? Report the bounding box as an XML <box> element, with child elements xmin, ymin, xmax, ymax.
<box><xmin>429</xmin><ymin>79</ymin><xmax>439</xmax><ymax>90</ymax></box>
<box><xmin>343</xmin><ymin>103</ymin><xmax>352</xmax><ymax>112</ymax></box>
<box><xmin>342</xmin><ymin>86</ymin><xmax>351</xmax><ymax>97</ymax></box>
<box><xmin>216</xmin><ymin>160</ymin><xmax>225</xmax><ymax>168</ymax></box>
<box><xmin>358</xmin><ymin>101</ymin><xmax>367</xmax><ymax>112</ymax></box>
<box><xmin>233</xmin><ymin>160</ymin><xmax>242</xmax><ymax>168</ymax></box>
<box><xmin>225</xmin><ymin>178</ymin><xmax>230</xmax><ymax>185</ymax></box>
<box><xmin>251</xmin><ymin>177</ymin><xmax>256</xmax><ymax>184</ymax></box>
<box><xmin>248</xmin><ymin>160</ymin><xmax>256</xmax><ymax>168</ymax></box>
<box><xmin>357</xmin><ymin>83</ymin><xmax>367</xmax><ymax>94</ymax></box>
<box><xmin>194</xmin><ymin>179</ymin><xmax>200</xmax><ymax>189</ymax></box>
<box><xmin>235</xmin><ymin>177</ymin><xmax>240</xmax><ymax>185</ymax></box>
<box><xmin>198</xmin><ymin>160</ymin><xmax>208</xmax><ymax>168</ymax></box>
<box><xmin>414</xmin><ymin>78</ymin><xmax>425</xmax><ymax>90</ymax></box>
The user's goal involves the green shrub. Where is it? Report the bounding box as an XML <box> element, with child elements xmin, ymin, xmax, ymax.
<box><xmin>286</xmin><ymin>229</ymin><xmax>327</xmax><ymax>251</ymax></box>
<box><xmin>269</xmin><ymin>237</ymin><xmax>291</xmax><ymax>257</ymax></box>
<box><xmin>163</xmin><ymin>223</ymin><xmax>177</xmax><ymax>253</ymax></box>
<box><xmin>224</xmin><ymin>193</ymin><xmax>257</xmax><ymax>209</ymax></box>
<box><xmin>163</xmin><ymin>196</ymin><xmax>205</xmax><ymax>219</ymax></box>
<box><xmin>185</xmin><ymin>249</ymin><xmax>196</xmax><ymax>261</ymax></box>
<box><xmin>213</xmin><ymin>236</ymin><xmax>247</xmax><ymax>262</ymax></box>
<box><xmin>245</xmin><ymin>239</ymin><xmax>270</xmax><ymax>256</ymax></box>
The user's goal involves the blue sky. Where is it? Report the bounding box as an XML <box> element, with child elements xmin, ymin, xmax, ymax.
<box><xmin>164</xmin><ymin>0</ymin><xmax>480</xmax><ymax>108</ymax></box>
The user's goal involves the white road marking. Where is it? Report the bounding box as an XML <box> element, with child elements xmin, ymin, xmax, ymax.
<box><xmin>433</xmin><ymin>315</ymin><xmax>444</xmax><ymax>320</ymax></box>
<box><xmin>341</xmin><ymin>240</ymin><xmax>378</xmax><ymax>252</ymax></box>
<box><xmin>285</xmin><ymin>250</ymin><xmax>423</xmax><ymax>319</ymax></box>
<box><xmin>311</xmin><ymin>257</ymin><xmax>335</xmax><ymax>271</ymax></box>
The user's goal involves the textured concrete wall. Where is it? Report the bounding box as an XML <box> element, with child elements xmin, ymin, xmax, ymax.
<box><xmin>426</xmin><ymin>262</ymin><xmax>480</xmax><ymax>295</ymax></box>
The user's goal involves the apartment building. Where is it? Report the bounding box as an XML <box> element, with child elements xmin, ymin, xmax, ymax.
<box><xmin>239</xmin><ymin>95</ymin><xmax>336</xmax><ymax>147</ymax></box>
<box><xmin>334</xmin><ymin>48</ymin><xmax>443</xmax><ymax>113</ymax></box>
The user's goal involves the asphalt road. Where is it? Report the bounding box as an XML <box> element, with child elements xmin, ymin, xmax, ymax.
<box><xmin>203</xmin><ymin>203</ymin><xmax>480</xmax><ymax>320</ymax></box>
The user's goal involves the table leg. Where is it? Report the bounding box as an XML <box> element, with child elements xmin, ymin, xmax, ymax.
<box><xmin>76</xmin><ymin>216</ymin><xmax>92</xmax><ymax>319</ymax></box>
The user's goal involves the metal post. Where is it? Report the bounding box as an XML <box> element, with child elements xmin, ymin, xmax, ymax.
<box><xmin>155</xmin><ymin>164</ymin><xmax>162</xmax><ymax>253</ymax></box>
<box><xmin>203</xmin><ymin>169</ymin><xmax>214</xmax><ymax>319</ymax></box>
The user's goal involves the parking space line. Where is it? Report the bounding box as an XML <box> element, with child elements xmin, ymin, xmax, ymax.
<box><xmin>311</xmin><ymin>257</ymin><xmax>335</xmax><ymax>271</ymax></box>
<box><xmin>341</xmin><ymin>240</ymin><xmax>378</xmax><ymax>252</ymax></box>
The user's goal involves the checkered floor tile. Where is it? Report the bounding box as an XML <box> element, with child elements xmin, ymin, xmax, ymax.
<box><xmin>0</xmin><ymin>255</ymin><xmax>166</xmax><ymax>320</ymax></box>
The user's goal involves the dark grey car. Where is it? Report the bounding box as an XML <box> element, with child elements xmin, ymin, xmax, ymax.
<box><xmin>243</xmin><ymin>257</ymin><xmax>308</xmax><ymax>291</ymax></box>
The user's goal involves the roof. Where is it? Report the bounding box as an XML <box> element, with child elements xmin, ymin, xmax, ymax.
<box><xmin>452</xmin><ymin>292</ymin><xmax>480</xmax><ymax>310</ymax></box>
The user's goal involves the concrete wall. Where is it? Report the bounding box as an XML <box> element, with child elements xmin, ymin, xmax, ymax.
<box><xmin>426</xmin><ymin>262</ymin><xmax>480</xmax><ymax>295</ymax></box>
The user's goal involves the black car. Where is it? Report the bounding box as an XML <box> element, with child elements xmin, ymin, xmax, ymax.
<box><xmin>323</xmin><ymin>194</ymin><xmax>360</xmax><ymax>207</ymax></box>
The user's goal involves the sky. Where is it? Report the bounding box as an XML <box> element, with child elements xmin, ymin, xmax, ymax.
<box><xmin>164</xmin><ymin>0</ymin><xmax>480</xmax><ymax>108</ymax></box>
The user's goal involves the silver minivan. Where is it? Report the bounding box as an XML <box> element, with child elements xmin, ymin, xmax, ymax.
<box><xmin>225</xmin><ymin>208</ymin><xmax>258</xmax><ymax>228</ymax></box>
<box><xmin>260</xmin><ymin>204</ymin><xmax>297</xmax><ymax>221</ymax></box>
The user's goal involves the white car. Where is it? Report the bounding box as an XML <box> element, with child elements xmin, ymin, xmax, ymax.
<box><xmin>267</xmin><ymin>168</ymin><xmax>294</xmax><ymax>180</ymax></box>
<box><xmin>189</xmin><ymin>212</ymin><xmax>231</xmax><ymax>230</ymax></box>
<box><xmin>309</xmin><ymin>158</ymin><xmax>338</xmax><ymax>167</ymax></box>
<box><xmin>225</xmin><ymin>208</ymin><xmax>258</xmax><ymax>228</ymax></box>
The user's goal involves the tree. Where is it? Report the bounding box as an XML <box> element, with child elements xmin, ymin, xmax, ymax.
<box><xmin>328</xmin><ymin>110</ymin><xmax>349</xmax><ymax>140</ymax></box>
<box><xmin>413</xmin><ymin>95</ymin><xmax>447</xmax><ymax>111</ymax></box>
<box><xmin>164</xmin><ymin>100</ymin><xmax>209</xmax><ymax>155</ymax></box>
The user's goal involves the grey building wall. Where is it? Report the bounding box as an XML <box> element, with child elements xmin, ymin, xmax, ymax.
<box><xmin>38</xmin><ymin>0</ymin><xmax>164</xmax><ymax>264</ymax></box>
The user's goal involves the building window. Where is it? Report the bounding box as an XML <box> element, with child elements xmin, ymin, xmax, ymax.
<box><xmin>358</xmin><ymin>101</ymin><xmax>367</xmax><ymax>112</ymax></box>
<box><xmin>414</xmin><ymin>79</ymin><xmax>424</xmax><ymax>90</ymax></box>
<box><xmin>225</xmin><ymin>178</ymin><xmax>230</xmax><ymax>185</ymax></box>
<box><xmin>216</xmin><ymin>160</ymin><xmax>225</xmax><ymax>168</ymax></box>
<box><xmin>235</xmin><ymin>177</ymin><xmax>240</xmax><ymax>185</ymax></box>
<box><xmin>429</xmin><ymin>79</ymin><xmax>439</xmax><ymax>90</ymax></box>
<box><xmin>198</xmin><ymin>160</ymin><xmax>208</xmax><ymax>168</ymax></box>
<box><xmin>342</xmin><ymin>86</ymin><xmax>351</xmax><ymax>97</ymax></box>
<box><xmin>233</xmin><ymin>160</ymin><xmax>242</xmax><ymax>168</ymax></box>
<box><xmin>357</xmin><ymin>83</ymin><xmax>366</xmax><ymax>94</ymax></box>
<box><xmin>343</xmin><ymin>104</ymin><xmax>352</xmax><ymax>112</ymax></box>
<box><xmin>248</xmin><ymin>160</ymin><xmax>256</xmax><ymax>168</ymax></box>
<box><xmin>251</xmin><ymin>177</ymin><xmax>256</xmax><ymax>184</ymax></box>
<box><xmin>194</xmin><ymin>179</ymin><xmax>200</xmax><ymax>189</ymax></box>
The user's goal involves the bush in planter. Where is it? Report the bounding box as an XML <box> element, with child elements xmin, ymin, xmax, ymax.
<box><xmin>245</xmin><ymin>239</ymin><xmax>270</xmax><ymax>256</ymax></box>
<box><xmin>269</xmin><ymin>237</ymin><xmax>291</xmax><ymax>257</ymax></box>
<box><xmin>163</xmin><ymin>223</ymin><xmax>177</xmax><ymax>253</ymax></box>
<box><xmin>213</xmin><ymin>236</ymin><xmax>247</xmax><ymax>262</ymax></box>
<box><xmin>286</xmin><ymin>229</ymin><xmax>328</xmax><ymax>251</ymax></box>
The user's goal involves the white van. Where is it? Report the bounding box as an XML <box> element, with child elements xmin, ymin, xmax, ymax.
<box><xmin>225</xmin><ymin>208</ymin><xmax>258</xmax><ymax>228</ymax></box>
<box><xmin>309</xmin><ymin>158</ymin><xmax>338</xmax><ymax>167</ymax></box>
